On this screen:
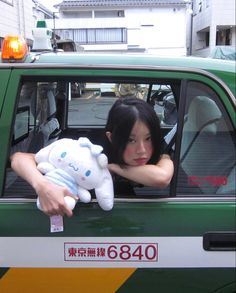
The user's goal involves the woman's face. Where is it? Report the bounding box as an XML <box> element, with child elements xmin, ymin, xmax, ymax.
<box><xmin>123</xmin><ymin>120</ymin><xmax>153</xmax><ymax>166</ymax></box>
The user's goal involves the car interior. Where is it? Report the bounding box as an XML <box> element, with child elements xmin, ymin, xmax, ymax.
<box><xmin>3</xmin><ymin>77</ymin><xmax>235</xmax><ymax>199</ymax></box>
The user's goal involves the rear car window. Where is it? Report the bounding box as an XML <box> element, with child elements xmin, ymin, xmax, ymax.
<box><xmin>176</xmin><ymin>81</ymin><xmax>236</xmax><ymax>195</ymax></box>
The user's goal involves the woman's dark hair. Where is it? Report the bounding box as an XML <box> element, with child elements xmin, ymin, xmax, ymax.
<box><xmin>105</xmin><ymin>97</ymin><xmax>162</xmax><ymax>165</ymax></box>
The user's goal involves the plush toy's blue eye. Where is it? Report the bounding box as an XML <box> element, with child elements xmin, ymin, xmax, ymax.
<box><xmin>85</xmin><ymin>170</ymin><xmax>91</xmax><ymax>177</ymax></box>
<box><xmin>61</xmin><ymin>151</ymin><xmax>67</xmax><ymax>158</ymax></box>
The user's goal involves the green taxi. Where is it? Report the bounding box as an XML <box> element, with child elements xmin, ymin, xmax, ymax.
<box><xmin>0</xmin><ymin>36</ymin><xmax>235</xmax><ymax>293</ymax></box>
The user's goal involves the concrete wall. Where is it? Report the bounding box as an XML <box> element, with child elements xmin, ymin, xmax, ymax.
<box><xmin>192</xmin><ymin>0</ymin><xmax>236</xmax><ymax>57</ymax></box>
<box><xmin>46</xmin><ymin>6</ymin><xmax>188</xmax><ymax>56</ymax></box>
<box><xmin>0</xmin><ymin>0</ymin><xmax>33</xmax><ymax>41</ymax></box>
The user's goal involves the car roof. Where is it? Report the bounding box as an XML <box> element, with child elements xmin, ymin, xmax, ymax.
<box><xmin>0</xmin><ymin>51</ymin><xmax>234</xmax><ymax>71</ymax></box>
<box><xmin>1</xmin><ymin>51</ymin><xmax>235</xmax><ymax>98</ymax></box>
<box><xmin>30</xmin><ymin>52</ymin><xmax>236</xmax><ymax>72</ymax></box>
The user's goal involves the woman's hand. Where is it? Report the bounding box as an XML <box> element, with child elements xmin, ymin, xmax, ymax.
<box><xmin>35</xmin><ymin>178</ymin><xmax>75</xmax><ymax>217</ymax></box>
<box><xmin>10</xmin><ymin>152</ymin><xmax>75</xmax><ymax>217</ymax></box>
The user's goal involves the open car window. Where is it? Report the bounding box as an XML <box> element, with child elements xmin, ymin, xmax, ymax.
<box><xmin>4</xmin><ymin>78</ymin><xmax>178</xmax><ymax>199</ymax></box>
<box><xmin>4</xmin><ymin>76</ymin><xmax>235</xmax><ymax>199</ymax></box>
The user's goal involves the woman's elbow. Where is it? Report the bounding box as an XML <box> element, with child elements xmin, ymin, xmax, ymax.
<box><xmin>10</xmin><ymin>152</ymin><xmax>35</xmax><ymax>169</ymax></box>
<box><xmin>10</xmin><ymin>152</ymin><xmax>21</xmax><ymax>169</ymax></box>
<box><xmin>152</xmin><ymin>168</ymin><xmax>174</xmax><ymax>188</ymax></box>
<box><xmin>160</xmin><ymin>174</ymin><xmax>172</xmax><ymax>188</ymax></box>
<box><xmin>154</xmin><ymin>175</ymin><xmax>172</xmax><ymax>188</ymax></box>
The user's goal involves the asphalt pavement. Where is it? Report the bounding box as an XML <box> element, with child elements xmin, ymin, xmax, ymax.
<box><xmin>68</xmin><ymin>94</ymin><xmax>117</xmax><ymax>126</ymax></box>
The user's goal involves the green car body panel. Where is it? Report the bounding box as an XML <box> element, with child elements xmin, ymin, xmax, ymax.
<box><xmin>0</xmin><ymin>50</ymin><xmax>235</xmax><ymax>292</ymax></box>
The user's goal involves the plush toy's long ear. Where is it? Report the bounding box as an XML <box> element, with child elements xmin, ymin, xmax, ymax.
<box><xmin>78</xmin><ymin>137</ymin><xmax>92</xmax><ymax>147</ymax></box>
<box><xmin>95</xmin><ymin>170</ymin><xmax>114</xmax><ymax>211</ymax></box>
<box><xmin>91</xmin><ymin>144</ymin><xmax>103</xmax><ymax>156</ymax></box>
<box><xmin>78</xmin><ymin>137</ymin><xmax>103</xmax><ymax>156</ymax></box>
<box><xmin>97</xmin><ymin>153</ymin><xmax>108</xmax><ymax>168</ymax></box>
<box><xmin>35</xmin><ymin>139</ymin><xmax>62</xmax><ymax>163</ymax></box>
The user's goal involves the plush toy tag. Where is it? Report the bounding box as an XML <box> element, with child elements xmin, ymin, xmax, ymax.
<box><xmin>50</xmin><ymin>215</ymin><xmax>64</xmax><ymax>233</ymax></box>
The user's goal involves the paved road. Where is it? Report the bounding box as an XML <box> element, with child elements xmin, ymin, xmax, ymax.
<box><xmin>68</xmin><ymin>93</ymin><xmax>172</xmax><ymax>127</ymax></box>
<box><xmin>68</xmin><ymin>95</ymin><xmax>117</xmax><ymax>126</ymax></box>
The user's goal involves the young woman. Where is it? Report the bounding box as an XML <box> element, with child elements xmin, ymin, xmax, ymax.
<box><xmin>10</xmin><ymin>97</ymin><xmax>173</xmax><ymax>217</ymax></box>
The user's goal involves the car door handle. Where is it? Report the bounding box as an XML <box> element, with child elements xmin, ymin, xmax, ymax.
<box><xmin>203</xmin><ymin>232</ymin><xmax>236</xmax><ymax>251</ymax></box>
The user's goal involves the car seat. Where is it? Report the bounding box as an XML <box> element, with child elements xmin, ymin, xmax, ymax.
<box><xmin>28</xmin><ymin>89</ymin><xmax>61</xmax><ymax>152</ymax></box>
<box><xmin>179</xmin><ymin>96</ymin><xmax>235</xmax><ymax>194</ymax></box>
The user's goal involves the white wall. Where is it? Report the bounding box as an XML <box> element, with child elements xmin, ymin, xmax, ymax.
<box><xmin>126</xmin><ymin>7</ymin><xmax>187</xmax><ymax>54</ymax></box>
<box><xmin>211</xmin><ymin>0</ymin><xmax>235</xmax><ymax>26</ymax></box>
<box><xmin>45</xmin><ymin>6</ymin><xmax>187</xmax><ymax>56</ymax></box>
<box><xmin>192</xmin><ymin>0</ymin><xmax>236</xmax><ymax>57</ymax></box>
<box><xmin>0</xmin><ymin>0</ymin><xmax>33</xmax><ymax>40</ymax></box>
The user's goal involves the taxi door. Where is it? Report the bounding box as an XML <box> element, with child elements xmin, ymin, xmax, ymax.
<box><xmin>0</xmin><ymin>67</ymin><xmax>11</xmax><ymax>116</ymax></box>
<box><xmin>0</xmin><ymin>67</ymin><xmax>235</xmax><ymax>293</ymax></box>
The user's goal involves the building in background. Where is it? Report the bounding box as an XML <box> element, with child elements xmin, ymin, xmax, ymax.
<box><xmin>46</xmin><ymin>0</ymin><xmax>189</xmax><ymax>56</ymax></box>
<box><xmin>0</xmin><ymin>0</ymin><xmax>55</xmax><ymax>49</ymax></box>
<box><xmin>0</xmin><ymin>0</ymin><xmax>33</xmax><ymax>48</ymax></box>
<box><xmin>190</xmin><ymin>0</ymin><xmax>236</xmax><ymax>57</ymax></box>
<box><xmin>0</xmin><ymin>0</ymin><xmax>235</xmax><ymax>57</ymax></box>
<box><xmin>32</xmin><ymin>0</ymin><xmax>55</xmax><ymax>26</ymax></box>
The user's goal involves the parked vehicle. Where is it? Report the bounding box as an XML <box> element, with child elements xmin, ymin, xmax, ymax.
<box><xmin>209</xmin><ymin>46</ymin><xmax>236</xmax><ymax>60</ymax></box>
<box><xmin>0</xmin><ymin>35</ymin><xmax>235</xmax><ymax>293</ymax></box>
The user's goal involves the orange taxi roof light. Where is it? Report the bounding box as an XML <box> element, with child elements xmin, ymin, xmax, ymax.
<box><xmin>1</xmin><ymin>35</ymin><xmax>28</xmax><ymax>61</ymax></box>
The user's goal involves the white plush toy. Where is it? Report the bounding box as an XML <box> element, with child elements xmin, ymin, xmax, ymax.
<box><xmin>35</xmin><ymin>137</ymin><xmax>114</xmax><ymax>211</ymax></box>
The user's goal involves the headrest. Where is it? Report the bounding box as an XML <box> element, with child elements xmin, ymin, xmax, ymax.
<box><xmin>46</xmin><ymin>90</ymin><xmax>57</xmax><ymax>119</ymax></box>
<box><xmin>187</xmin><ymin>96</ymin><xmax>222</xmax><ymax>133</ymax></box>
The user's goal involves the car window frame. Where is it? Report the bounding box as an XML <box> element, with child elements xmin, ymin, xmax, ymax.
<box><xmin>0</xmin><ymin>64</ymin><xmax>235</xmax><ymax>202</ymax></box>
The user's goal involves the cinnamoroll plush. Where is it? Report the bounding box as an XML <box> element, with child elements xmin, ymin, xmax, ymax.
<box><xmin>35</xmin><ymin>137</ymin><xmax>114</xmax><ymax>212</ymax></box>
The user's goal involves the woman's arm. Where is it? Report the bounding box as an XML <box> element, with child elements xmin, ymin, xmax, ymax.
<box><xmin>108</xmin><ymin>154</ymin><xmax>174</xmax><ymax>188</ymax></box>
<box><xmin>10</xmin><ymin>152</ymin><xmax>74</xmax><ymax>217</ymax></box>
